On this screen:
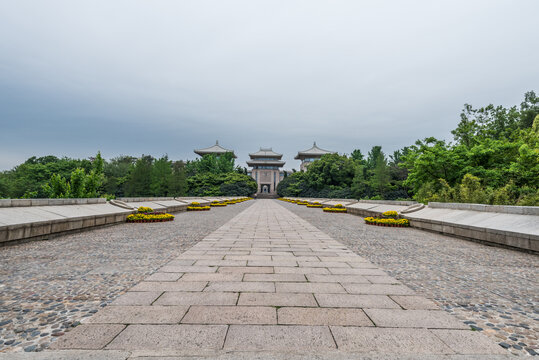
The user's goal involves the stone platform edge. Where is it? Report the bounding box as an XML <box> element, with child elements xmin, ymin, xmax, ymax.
<box><xmin>0</xmin><ymin>197</ymin><xmax>246</xmax><ymax>245</ymax></box>
<box><xmin>283</xmin><ymin>198</ymin><xmax>538</xmax><ymax>253</ymax></box>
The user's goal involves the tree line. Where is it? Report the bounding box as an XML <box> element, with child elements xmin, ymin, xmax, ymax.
<box><xmin>277</xmin><ymin>91</ymin><xmax>539</xmax><ymax>206</ymax></box>
<box><xmin>0</xmin><ymin>152</ymin><xmax>256</xmax><ymax>199</ymax></box>
<box><xmin>1</xmin><ymin>91</ymin><xmax>537</xmax><ymax>205</ymax></box>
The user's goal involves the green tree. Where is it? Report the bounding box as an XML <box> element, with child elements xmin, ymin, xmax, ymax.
<box><xmin>151</xmin><ymin>156</ymin><xmax>173</xmax><ymax>196</ymax></box>
<box><xmin>124</xmin><ymin>155</ymin><xmax>153</xmax><ymax>196</ymax></box>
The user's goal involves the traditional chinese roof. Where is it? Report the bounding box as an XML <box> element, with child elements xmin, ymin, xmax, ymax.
<box><xmin>248</xmin><ymin>147</ymin><xmax>283</xmax><ymax>159</ymax></box>
<box><xmin>294</xmin><ymin>142</ymin><xmax>335</xmax><ymax>160</ymax></box>
<box><xmin>194</xmin><ymin>141</ymin><xmax>236</xmax><ymax>158</ymax></box>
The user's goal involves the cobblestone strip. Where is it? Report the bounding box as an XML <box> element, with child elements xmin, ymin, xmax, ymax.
<box><xmin>49</xmin><ymin>200</ymin><xmax>507</xmax><ymax>357</ymax></box>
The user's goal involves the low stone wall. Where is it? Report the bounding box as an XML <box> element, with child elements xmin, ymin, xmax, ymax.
<box><xmin>429</xmin><ymin>202</ymin><xmax>539</xmax><ymax>215</ymax></box>
<box><xmin>346</xmin><ymin>200</ymin><xmax>415</xmax><ymax>217</ymax></box>
<box><xmin>0</xmin><ymin>198</ymin><xmax>106</xmax><ymax>207</ymax></box>
<box><xmin>407</xmin><ymin>204</ymin><xmax>538</xmax><ymax>253</ymax></box>
<box><xmin>358</xmin><ymin>199</ymin><xmax>417</xmax><ymax>206</ymax></box>
<box><xmin>282</xmin><ymin>197</ymin><xmax>538</xmax><ymax>253</ymax></box>
<box><xmin>0</xmin><ymin>203</ymin><xmax>134</xmax><ymax>245</ymax></box>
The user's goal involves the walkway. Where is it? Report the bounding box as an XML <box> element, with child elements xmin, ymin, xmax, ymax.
<box><xmin>47</xmin><ymin>200</ymin><xmax>507</xmax><ymax>358</ymax></box>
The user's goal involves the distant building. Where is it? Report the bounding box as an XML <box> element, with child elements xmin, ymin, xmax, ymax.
<box><xmin>194</xmin><ymin>141</ymin><xmax>236</xmax><ymax>158</ymax></box>
<box><xmin>294</xmin><ymin>142</ymin><xmax>335</xmax><ymax>171</ymax></box>
<box><xmin>247</xmin><ymin>148</ymin><xmax>285</xmax><ymax>195</ymax></box>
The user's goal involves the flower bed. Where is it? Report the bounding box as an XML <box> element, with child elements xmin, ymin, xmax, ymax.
<box><xmin>364</xmin><ymin>217</ymin><xmax>409</xmax><ymax>227</ymax></box>
<box><xmin>127</xmin><ymin>206</ymin><xmax>175</xmax><ymax>222</ymax></box>
<box><xmin>297</xmin><ymin>201</ymin><xmax>309</xmax><ymax>205</ymax></box>
<box><xmin>322</xmin><ymin>208</ymin><xmax>346</xmax><ymax>213</ymax></box>
<box><xmin>187</xmin><ymin>206</ymin><xmax>211</xmax><ymax>211</ymax></box>
<box><xmin>211</xmin><ymin>202</ymin><xmax>227</xmax><ymax>207</ymax></box>
<box><xmin>307</xmin><ymin>202</ymin><xmax>323</xmax><ymax>208</ymax></box>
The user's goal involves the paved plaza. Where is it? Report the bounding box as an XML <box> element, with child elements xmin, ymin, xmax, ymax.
<box><xmin>1</xmin><ymin>199</ymin><xmax>536</xmax><ymax>358</ymax></box>
<box><xmin>35</xmin><ymin>200</ymin><xmax>510</xmax><ymax>358</ymax></box>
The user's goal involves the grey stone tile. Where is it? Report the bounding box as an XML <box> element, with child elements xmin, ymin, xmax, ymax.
<box><xmin>306</xmin><ymin>274</ymin><xmax>370</xmax><ymax>283</ymax></box>
<box><xmin>110</xmin><ymin>291</ymin><xmax>162</xmax><ymax>306</ymax></box>
<box><xmin>130</xmin><ymin>281</ymin><xmax>207</xmax><ymax>292</ymax></box>
<box><xmin>85</xmin><ymin>306</ymin><xmax>188</xmax><ymax>324</ymax></box>
<box><xmin>179</xmin><ymin>273</ymin><xmax>243</xmax><ymax>282</ymax></box>
<box><xmin>343</xmin><ymin>283</ymin><xmax>415</xmax><ymax>295</ymax></box>
<box><xmin>49</xmin><ymin>324</ymin><xmax>126</xmax><ymax>350</ymax></box>
<box><xmin>315</xmin><ymin>294</ymin><xmax>400</xmax><ymax>308</ymax></box>
<box><xmin>218</xmin><ymin>266</ymin><xmax>274</xmax><ymax>274</ymax></box>
<box><xmin>278</xmin><ymin>307</ymin><xmax>374</xmax><ymax>326</ymax></box>
<box><xmin>331</xmin><ymin>326</ymin><xmax>455</xmax><ymax>354</ymax></box>
<box><xmin>153</xmin><ymin>291</ymin><xmax>239</xmax><ymax>306</ymax></box>
<box><xmin>276</xmin><ymin>282</ymin><xmax>346</xmax><ymax>293</ymax></box>
<box><xmin>431</xmin><ymin>329</ymin><xmax>508</xmax><ymax>354</ymax></box>
<box><xmin>160</xmin><ymin>265</ymin><xmax>218</xmax><ymax>273</ymax></box>
<box><xmin>364</xmin><ymin>309</ymin><xmax>469</xmax><ymax>329</ymax></box>
<box><xmin>205</xmin><ymin>281</ymin><xmax>275</xmax><ymax>293</ymax></box>
<box><xmin>390</xmin><ymin>296</ymin><xmax>440</xmax><ymax>310</ymax></box>
<box><xmin>145</xmin><ymin>272</ymin><xmax>183</xmax><ymax>282</ymax></box>
<box><xmin>224</xmin><ymin>325</ymin><xmax>336</xmax><ymax>351</ymax></box>
<box><xmin>182</xmin><ymin>306</ymin><xmax>276</xmax><ymax>324</ymax></box>
<box><xmin>274</xmin><ymin>267</ymin><xmax>330</xmax><ymax>274</ymax></box>
<box><xmin>243</xmin><ymin>273</ymin><xmax>307</xmax><ymax>282</ymax></box>
<box><xmin>238</xmin><ymin>292</ymin><xmax>318</xmax><ymax>307</ymax></box>
<box><xmin>106</xmin><ymin>324</ymin><xmax>227</xmax><ymax>350</ymax></box>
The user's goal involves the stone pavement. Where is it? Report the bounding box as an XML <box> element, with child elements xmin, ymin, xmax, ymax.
<box><xmin>44</xmin><ymin>200</ymin><xmax>508</xmax><ymax>358</ymax></box>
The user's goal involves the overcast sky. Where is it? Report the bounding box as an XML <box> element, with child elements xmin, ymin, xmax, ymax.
<box><xmin>0</xmin><ymin>0</ymin><xmax>537</xmax><ymax>171</ymax></box>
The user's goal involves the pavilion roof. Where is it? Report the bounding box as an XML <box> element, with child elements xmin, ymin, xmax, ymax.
<box><xmin>294</xmin><ymin>142</ymin><xmax>335</xmax><ymax>159</ymax></box>
<box><xmin>194</xmin><ymin>141</ymin><xmax>236</xmax><ymax>158</ymax></box>
<box><xmin>249</xmin><ymin>147</ymin><xmax>283</xmax><ymax>159</ymax></box>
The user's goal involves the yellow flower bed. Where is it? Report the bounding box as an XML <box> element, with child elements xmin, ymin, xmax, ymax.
<box><xmin>307</xmin><ymin>203</ymin><xmax>323</xmax><ymax>208</ymax></box>
<box><xmin>187</xmin><ymin>206</ymin><xmax>211</xmax><ymax>211</ymax></box>
<box><xmin>382</xmin><ymin>210</ymin><xmax>399</xmax><ymax>218</ymax></box>
<box><xmin>323</xmin><ymin>207</ymin><xmax>347</xmax><ymax>213</ymax></box>
<box><xmin>297</xmin><ymin>201</ymin><xmax>309</xmax><ymax>205</ymax></box>
<box><xmin>127</xmin><ymin>213</ymin><xmax>174</xmax><ymax>222</ymax></box>
<box><xmin>364</xmin><ymin>217</ymin><xmax>409</xmax><ymax>227</ymax></box>
<box><xmin>211</xmin><ymin>202</ymin><xmax>227</xmax><ymax>207</ymax></box>
<box><xmin>137</xmin><ymin>206</ymin><xmax>154</xmax><ymax>213</ymax></box>
<box><xmin>190</xmin><ymin>202</ymin><xmax>200</xmax><ymax>206</ymax></box>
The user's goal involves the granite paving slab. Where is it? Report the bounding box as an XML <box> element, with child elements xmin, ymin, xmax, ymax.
<box><xmin>37</xmin><ymin>199</ymin><xmax>510</xmax><ymax>357</ymax></box>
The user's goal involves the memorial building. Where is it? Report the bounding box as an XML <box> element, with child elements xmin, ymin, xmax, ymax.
<box><xmin>246</xmin><ymin>148</ymin><xmax>285</xmax><ymax>195</ymax></box>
